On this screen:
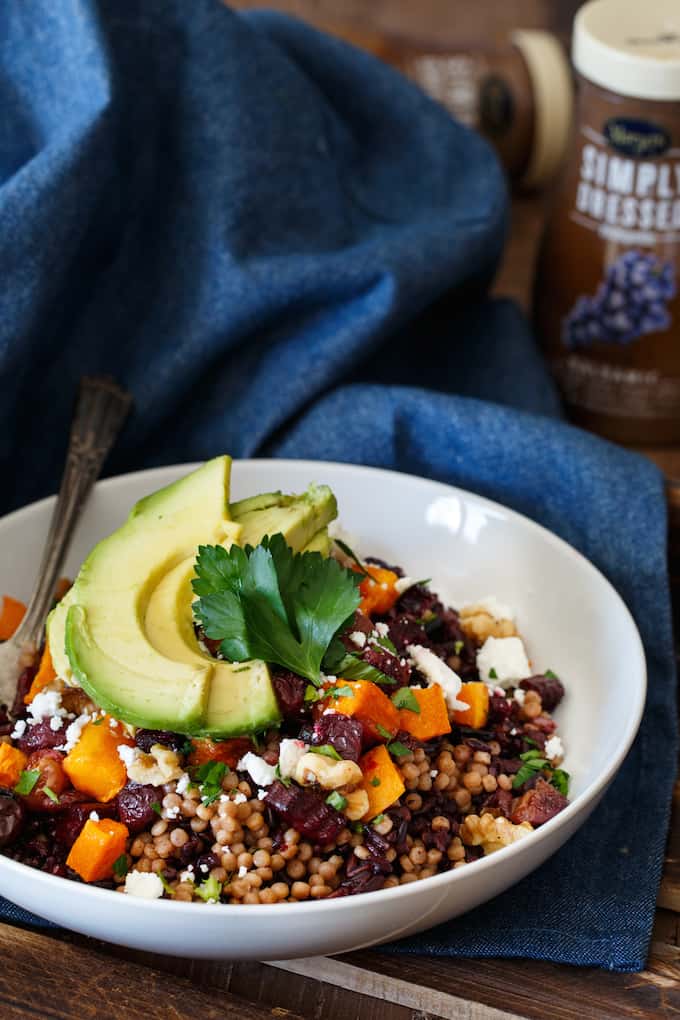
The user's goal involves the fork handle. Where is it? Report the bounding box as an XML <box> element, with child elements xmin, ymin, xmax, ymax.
<box><xmin>15</xmin><ymin>377</ymin><xmax>133</xmax><ymax>649</ymax></box>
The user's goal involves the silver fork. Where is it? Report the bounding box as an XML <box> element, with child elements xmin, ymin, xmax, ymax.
<box><xmin>0</xmin><ymin>376</ymin><xmax>132</xmax><ymax>710</ymax></box>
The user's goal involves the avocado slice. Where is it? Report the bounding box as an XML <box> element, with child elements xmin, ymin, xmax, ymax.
<box><xmin>48</xmin><ymin>458</ymin><xmax>338</xmax><ymax>737</ymax></box>
<box><xmin>301</xmin><ymin>528</ymin><xmax>331</xmax><ymax>557</ymax></box>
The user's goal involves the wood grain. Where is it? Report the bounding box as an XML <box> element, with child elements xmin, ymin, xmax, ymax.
<box><xmin>0</xmin><ymin>922</ymin><xmax>303</xmax><ymax>1020</ymax></box>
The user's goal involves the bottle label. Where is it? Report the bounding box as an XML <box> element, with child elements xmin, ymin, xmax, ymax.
<box><xmin>562</xmin><ymin>249</ymin><xmax>676</xmax><ymax>349</ymax></box>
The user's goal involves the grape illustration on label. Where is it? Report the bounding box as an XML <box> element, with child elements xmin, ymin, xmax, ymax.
<box><xmin>561</xmin><ymin>250</ymin><xmax>676</xmax><ymax>349</ymax></box>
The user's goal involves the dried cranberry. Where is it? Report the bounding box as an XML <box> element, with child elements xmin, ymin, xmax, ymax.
<box><xmin>117</xmin><ymin>783</ymin><xmax>163</xmax><ymax>834</ymax></box>
<box><xmin>271</xmin><ymin>669</ymin><xmax>307</xmax><ymax>721</ymax></box>
<box><xmin>178</xmin><ymin>834</ymin><xmax>205</xmax><ymax>866</ymax></box>
<box><xmin>265</xmin><ymin>781</ymin><xmax>344</xmax><ymax>844</ymax></box>
<box><xmin>312</xmin><ymin>715</ymin><xmax>363</xmax><ymax>763</ymax></box>
<box><xmin>135</xmin><ymin>730</ymin><xmax>187</xmax><ymax>754</ymax></box>
<box><xmin>511</xmin><ymin>779</ymin><xmax>568</xmax><ymax>826</ymax></box>
<box><xmin>329</xmin><ymin>868</ymin><xmax>387</xmax><ymax>898</ymax></box>
<box><xmin>488</xmin><ymin>694</ymin><xmax>516</xmax><ymax>725</ymax></box>
<box><xmin>195</xmin><ymin>853</ymin><xmax>219</xmax><ymax>879</ymax></box>
<box><xmin>16</xmin><ymin>720</ymin><xmax>67</xmax><ymax>753</ymax></box>
<box><xmin>0</xmin><ymin>790</ymin><xmax>25</xmax><ymax>847</ymax></box>
<box><xmin>362</xmin><ymin>646</ymin><xmax>411</xmax><ymax>687</ymax></box>
<box><xmin>480</xmin><ymin>788</ymin><xmax>513</xmax><ymax>818</ymax></box>
<box><xmin>385</xmin><ymin>805</ymin><xmax>411</xmax><ymax>854</ymax></box>
<box><xmin>520</xmin><ymin>674</ymin><xmax>565</xmax><ymax>712</ymax></box>
<box><xmin>54</xmin><ymin>801</ymin><xmax>118</xmax><ymax>847</ymax></box>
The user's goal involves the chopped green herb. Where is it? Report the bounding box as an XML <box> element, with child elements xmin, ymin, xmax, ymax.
<box><xmin>304</xmin><ymin>684</ymin><xmax>322</xmax><ymax>703</ymax></box>
<box><xmin>412</xmin><ymin>578</ymin><xmax>431</xmax><ymax>587</ymax></box>
<box><xmin>372</xmin><ymin>814</ymin><xmax>385</xmax><ymax>825</ymax></box>
<box><xmin>488</xmin><ymin>668</ymin><xmax>498</xmax><ymax>680</ymax></box>
<box><xmin>370</xmin><ymin>777</ymin><xmax>381</xmax><ymax>787</ymax></box>
<box><xmin>308</xmin><ymin>744</ymin><xmax>342</xmax><ymax>761</ymax></box>
<box><xmin>43</xmin><ymin>786</ymin><xmax>59</xmax><ymax>804</ymax></box>
<box><xmin>550</xmin><ymin>768</ymin><xmax>570</xmax><ymax>796</ymax></box>
<box><xmin>92</xmin><ymin>717</ymin><xmax>105</xmax><ymax>726</ymax></box>
<box><xmin>376</xmin><ymin>723</ymin><xmax>393</xmax><ymax>741</ymax></box>
<box><xmin>195</xmin><ymin>875</ymin><xmax>222</xmax><ymax>903</ymax></box>
<box><xmin>375</xmin><ymin>635</ymin><xmax>398</xmax><ymax>655</ymax></box>
<box><xmin>151</xmin><ymin>801</ymin><xmax>163</xmax><ymax>816</ymax></box>
<box><xmin>181</xmin><ymin>738</ymin><xmax>194</xmax><ymax>757</ymax></box>
<box><xmin>454</xmin><ymin>640</ymin><xmax>464</xmax><ymax>655</ymax></box>
<box><xmin>326</xmin><ymin>791</ymin><xmax>348</xmax><ymax>812</ymax></box>
<box><xmin>112</xmin><ymin>854</ymin><xmax>129</xmax><ymax>880</ymax></box>
<box><xmin>512</xmin><ymin>749</ymin><xmax>549</xmax><ymax>788</ymax></box>
<box><xmin>330</xmin><ymin>685</ymin><xmax>354</xmax><ymax>699</ymax></box>
<box><xmin>193</xmin><ymin>534</ymin><xmax>361</xmax><ymax>686</ymax></box>
<box><xmin>351</xmin><ymin>821</ymin><xmax>364</xmax><ymax>834</ymax></box>
<box><xmin>193</xmin><ymin>760</ymin><xmax>228</xmax><ymax>805</ymax></box>
<box><xmin>274</xmin><ymin>764</ymin><xmax>292</xmax><ymax>788</ymax></box>
<box><xmin>544</xmin><ymin>668</ymin><xmax>558</xmax><ymax>679</ymax></box>
<box><xmin>322</xmin><ymin>647</ymin><xmax>396</xmax><ymax>686</ymax></box>
<box><xmin>333</xmin><ymin>538</ymin><xmax>372</xmax><ymax>580</ymax></box>
<box><xmin>391</xmin><ymin>688</ymin><xmax>421</xmax><ymax>714</ymax></box>
<box><xmin>158</xmin><ymin>872</ymin><xmax>175</xmax><ymax>897</ymax></box>
<box><xmin>14</xmin><ymin>769</ymin><xmax>40</xmax><ymax>795</ymax></box>
<box><xmin>387</xmin><ymin>741</ymin><xmax>411</xmax><ymax>758</ymax></box>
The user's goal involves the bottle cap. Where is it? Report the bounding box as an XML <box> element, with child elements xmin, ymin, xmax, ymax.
<box><xmin>573</xmin><ymin>0</ymin><xmax>680</xmax><ymax>101</ymax></box>
<box><xmin>512</xmin><ymin>29</ymin><xmax>573</xmax><ymax>188</ymax></box>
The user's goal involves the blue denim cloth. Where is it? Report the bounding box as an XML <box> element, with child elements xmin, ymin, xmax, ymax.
<box><xmin>0</xmin><ymin>0</ymin><xmax>675</xmax><ymax>973</ymax></box>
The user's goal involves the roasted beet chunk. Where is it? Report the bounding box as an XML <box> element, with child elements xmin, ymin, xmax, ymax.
<box><xmin>16</xmin><ymin>720</ymin><xmax>68</xmax><ymax>753</ymax></box>
<box><xmin>54</xmin><ymin>801</ymin><xmax>118</xmax><ymax>848</ymax></box>
<box><xmin>519</xmin><ymin>674</ymin><xmax>565</xmax><ymax>713</ymax></box>
<box><xmin>362</xmin><ymin>646</ymin><xmax>411</xmax><ymax>687</ymax></box>
<box><xmin>312</xmin><ymin>715</ymin><xmax>363</xmax><ymax>763</ymax></box>
<box><xmin>135</xmin><ymin>730</ymin><xmax>187</xmax><ymax>754</ymax></box>
<box><xmin>0</xmin><ymin>790</ymin><xmax>25</xmax><ymax>847</ymax></box>
<box><xmin>117</xmin><ymin>783</ymin><xmax>163</xmax><ymax>834</ymax></box>
<box><xmin>511</xmin><ymin>778</ymin><xmax>568</xmax><ymax>826</ymax></box>
<box><xmin>271</xmin><ymin>669</ymin><xmax>307</xmax><ymax>721</ymax></box>
<box><xmin>340</xmin><ymin>610</ymin><xmax>373</xmax><ymax>652</ymax></box>
<box><xmin>265</xmin><ymin>781</ymin><xmax>345</xmax><ymax>844</ymax></box>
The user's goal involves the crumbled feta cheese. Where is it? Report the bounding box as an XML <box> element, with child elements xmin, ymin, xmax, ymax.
<box><xmin>513</xmin><ymin>688</ymin><xmax>526</xmax><ymax>706</ymax></box>
<box><xmin>350</xmin><ymin>631</ymin><xmax>367</xmax><ymax>649</ymax></box>
<box><xmin>544</xmin><ymin>735</ymin><xmax>564</xmax><ymax>761</ymax></box>
<box><xmin>109</xmin><ymin>716</ymin><xmax>117</xmax><ymax>728</ymax></box>
<box><xmin>164</xmin><ymin>805</ymin><xmax>180</xmax><ymax>819</ymax></box>
<box><xmin>57</xmin><ymin>712</ymin><xmax>92</xmax><ymax>753</ymax></box>
<box><xmin>277</xmin><ymin>738</ymin><xmax>308</xmax><ymax>779</ymax></box>
<box><xmin>89</xmin><ymin>811</ymin><xmax>100</xmax><ymax>822</ymax></box>
<box><xmin>236</xmin><ymin>752</ymin><xmax>277</xmax><ymax>787</ymax></box>
<box><xmin>232</xmin><ymin>792</ymin><xmax>247</xmax><ymax>804</ymax></box>
<box><xmin>238</xmin><ymin>865</ymin><xmax>248</xmax><ymax>878</ymax></box>
<box><xmin>117</xmin><ymin>744</ymin><xmax>141</xmax><ymax>769</ymax></box>
<box><xmin>124</xmin><ymin>871</ymin><xmax>164</xmax><ymax>899</ymax></box>
<box><xmin>28</xmin><ymin>690</ymin><xmax>65</xmax><ymax>723</ymax></box>
<box><xmin>374</xmin><ymin>622</ymin><xmax>390</xmax><ymax>638</ymax></box>
<box><xmin>394</xmin><ymin>576</ymin><xmax>417</xmax><ymax>596</ymax></box>
<box><xmin>407</xmin><ymin>644</ymin><xmax>468</xmax><ymax>711</ymax></box>
<box><xmin>10</xmin><ymin>719</ymin><xmax>26</xmax><ymax>740</ymax></box>
<box><xmin>49</xmin><ymin>716</ymin><xmax>63</xmax><ymax>732</ymax></box>
<box><xmin>430</xmin><ymin>770</ymin><xmax>438</xmax><ymax>779</ymax></box>
<box><xmin>257</xmin><ymin>789</ymin><xmax>268</xmax><ymax>801</ymax></box>
<box><xmin>463</xmin><ymin>595</ymin><xmax>514</xmax><ymax>622</ymax></box>
<box><xmin>179</xmin><ymin>870</ymin><xmax>195</xmax><ymax>884</ymax></box>
<box><xmin>476</xmin><ymin>637</ymin><xmax>531</xmax><ymax>688</ymax></box>
<box><xmin>176</xmin><ymin>773</ymin><xmax>191</xmax><ymax>795</ymax></box>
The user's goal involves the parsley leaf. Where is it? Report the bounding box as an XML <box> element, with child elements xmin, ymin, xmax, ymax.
<box><xmin>391</xmin><ymin>688</ymin><xmax>420</xmax><ymax>713</ymax></box>
<box><xmin>550</xmin><ymin>768</ymin><xmax>570</xmax><ymax>796</ymax></box>
<box><xmin>151</xmin><ymin>801</ymin><xmax>163</xmax><ymax>816</ymax></box>
<box><xmin>308</xmin><ymin>744</ymin><xmax>342</xmax><ymax>761</ymax></box>
<box><xmin>387</xmin><ymin>740</ymin><xmax>411</xmax><ymax>758</ymax></box>
<box><xmin>193</xmin><ymin>761</ymin><xmax>228</xmax><ymax>805</ymax></box>
<box><xmin>488</xmin><ymin>668</ymin><xmax>498</xmax><ymax>680</ymax></box>
<box><xmin>14</xmin><ymin>769</ymin><xmax>41</xmax><ymax>795</ymax></box>
<box><xmin>374</xmin><ymin>635</ymin><xmax>398</xmax><ymax>655</ymax></box>
<box><xmin>43</xmin><ymin>786</ymin><xmax>59</xmax><ymax>804</ymax></box>
<box><xmin>326</xmin><ymin>791</ymin><xmax>347</xmax><ymax>811</ymax></box>
<box><xmin>112</xmin><ymin>854</ymin><xmax>129</xmax><ymax>880</ymax></box>
<box><xmin>329</xmin><ymin>685</ymin><xmax>354</xmax><ymax>699</ymax></box>
<box><xmin>193</xmin><ymin>536</ymin><xmax>361</xmax><ymax>686</ymax></box>
<box><xmin>321</xmin><ymin>637</ymin><xmax>396</xmax><ymax>686</ymax></box>
<box><xmin>370</xmin><ymin>777</ymin><xmax>381</xmax><ymax>787</ymax></box>
<box><xmin>376</xmin><ymin>723</ymin><xmax>393</xmax><ymax>741</ymax></box>
<box><xmin>453</xmin><ymin>640</ymin><xmax>464</xmax><ymax>655</ymax></box>
<box><xmin>512</xmin><ymin>749</ymin><xmax>549</xmax><ymax>788</ymax></box>
<box><xmin>544</xmin><ymin>668</ymin><xmax>558</xmax><ymax>679</ymax></box>
<box><xmin>304</xmin><ymin>684</ymin><xmax>322</xmax><ymax>703</ymax></box>
<box><xmin>195</xmin><ymin>875</ymin><xmax>222</xmax><ymax>903</ymax></box>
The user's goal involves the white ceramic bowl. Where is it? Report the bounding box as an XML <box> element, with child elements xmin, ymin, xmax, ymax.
<box><xmin>0</xmin><ymin>459</ymin><xmax>645</xmax><ymax>959</ymax></box>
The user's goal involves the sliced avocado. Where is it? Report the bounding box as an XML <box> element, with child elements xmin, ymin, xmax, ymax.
<box><xmin>65</xmin><ymin>606</ymin><xmax>210</xmax><ymax>731</ymax></box>
<box><xmin>301</xmin><ymin>528</ymin><xmax>331</xmax><ymax>557</ymax></box>
<box><xmin>48</xmin><ymin>458</ymin><xmax>338</xmax><ymax>737</ymax></box>
<box><xmin>144</xmin><ymin>557</ymin><xmax>280</xmax><ymax>736</ymax></box>
<box><xmin>231</xmin><ymin>484</ymin><xmax>337</xmax><ymax>551</ymax></box>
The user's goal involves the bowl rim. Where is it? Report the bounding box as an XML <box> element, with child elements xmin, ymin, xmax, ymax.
<box><xmin>0</xmin><ymin>457</ymin><xmax>647</xmax><ymax>919</ymax></box>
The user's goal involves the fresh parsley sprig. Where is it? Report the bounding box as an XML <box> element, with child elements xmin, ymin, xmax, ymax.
<box><xmin>193</xmin><ymin>534</ymin><xmax>361</xmax><ymax>687</ymax></box>
<box><xmin>512</xmin><ymin>749</ymin><xmax>570</xmax><ymax>796</ymax></box>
